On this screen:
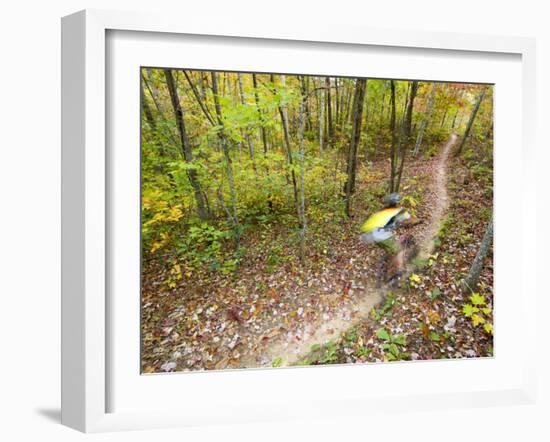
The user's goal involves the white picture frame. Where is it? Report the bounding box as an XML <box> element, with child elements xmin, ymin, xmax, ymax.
<box><xmin>61</xmin><ymin>9</ymin><xmax>537</xmax><ymax>433</ymax></box>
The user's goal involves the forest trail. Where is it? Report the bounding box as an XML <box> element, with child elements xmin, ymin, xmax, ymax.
<box><xmin>251</xmin><ymin>134</ymin><xmax>458</xmax><ymax>367</ymax></box>
<box><xmin>415</xmin><ymin>133</ymin><xmax>457</xmax><ymax>260</ymax></box>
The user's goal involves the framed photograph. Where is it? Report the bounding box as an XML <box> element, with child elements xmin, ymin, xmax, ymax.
<box><xmin>62</xmin><ymin>9</ymin><xmax>537</xmax><ymax>432</ymax></box>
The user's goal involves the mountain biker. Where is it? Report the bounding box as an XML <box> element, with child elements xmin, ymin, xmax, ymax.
<box><xmin>359</xmin><ymin>193</ymin><xmax>420</xmax><ymax>283</ymax></box>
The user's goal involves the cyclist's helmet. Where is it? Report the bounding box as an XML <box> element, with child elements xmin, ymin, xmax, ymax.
<box><xmin>383</xmin><ymin>192</ymin><xmax>401</xmax><ymax>207</ymax></box>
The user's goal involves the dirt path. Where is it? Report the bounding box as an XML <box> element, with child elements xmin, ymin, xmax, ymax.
<box><xmin>415</xmin><ymin>133</ymin><xmax>457</xmax><ymax>259</ymax></box>
<box><xmin>244</xmin><ymin>286</ymin><xmax>383</xmax><ymax>367</ymax></box>
<box><xmin>251</xmin><ymin>134</ymin><xmax>458</xmax><ymax>367</ymax></box>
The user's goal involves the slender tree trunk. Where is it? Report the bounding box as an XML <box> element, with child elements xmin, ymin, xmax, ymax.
<box><xmin>380</xmin><ymin>81</ymin><xmax>388</xmax><ymax>124</ymax></box>
<box><xmin>413</xmin><ymin>83</ymin><xmax>437</xmax><ymax>157</ymax></box>
<box><xmin>318</xmin><ymin>80</ymin><xmax>325</xmax><ymax>154</ymax></box>
<box><xmin>389</xmin><ymin>80</ymin><xmax>398</xmax><ymax>192</ymax></box>
<box><xmin>278</xmin><ymin>75</ymin><xmax>300</xmax><ymax>217</ymax></box>
<box><xmin>237</xmin><ymin>73</ymin><xmax>258</xmax><ymax>174</ymax></box>
<box><xmin>451</xmin><ymin>109</ymin><xmax>459</xmax><ymax>130</ymax></box>
<box><xmin>395</xmin><ymin>81</ymin><xmax>418</xmax><ymax>192</ymax></box>
<box><xmin>305</xmin><ymin>76</ymin><xmax>313</xmax><ymax>131</ymax></box>
<box><xmin>141</xmin><ymin>77</ymin><xmax>156</xmax><ymax>132</ymax></box>
<box><xmin>141</xmin><ymin>73</ymin><xmax>169</xmax><ymax>171</ymax></box>
<box><xmin>457</xmin><ymin>114</ymin><xmax>464</xmax><ymax>131</ymax></box>
<box><xmin>335</xmin><ymin>78</ymin><xmax>340</xmax><ymax>130</ymax></box>
<box><xmin>141</xmin><ymin>72</ymin><xmax>180</xmax><ymax>150</ymax></box>
<box><xmin>163</xmin><ymin>69</ymin><xmax>209</xmax><ymax>220</ymax></box>
<box><xmin>343</xmin><ymin>84</ymin><xmax>353</xmax><ymax>128</ymax></box>
<box><xmin>485</xmin><ymin>121</ymin><xmax>494</xmax><ymax>140</ymax></box>
<box><xmin>363</xmin><ymin>80</ymin><xmax>369</xmax><ymax>162</ymax></box>
<box><xmin>252</xmin><ymin>74</ymin><xmax>268</xmax><ymax>155</ymax></box>
<box><xmin>326</xmin><ymin>77</ymin><xmax>334</xmax><ymax>146</ymax></box>
<box><xmin>297</xmin><ymin>77</ymin><xmax>308</xmax><ymax>263</ymax></box>
<box><xmin>400</xmin><ymin>81</ymin><xmax>411</xmax><ymax>126</ymax></box>
<box><xmin>182</xmin><ymin>71</ymin><xmax>215</xmax><ymax>125</ymax></box>
<box><xmin>146</xmin><ymin>68</ymin><xmax>160</xmax><ymax>104</ymax></box>
<box><xmin>440</xmin><ymin>109</ymin><xmax>448</xmax><ymax>128</ymax></box>
<box><xmin>456</xmin><ymin>88</ymin><xmax>486</xmax><ymax>156</ymax></box>
<box><xmin>211</xmin><ymin>72</ymin><xmax>240</xmax><ymax>242</ymax></box>
<box><xmin>462</xmin><ymin>213</ymin><xmax>493</xmax><ymax>292</ymax></box>
<box><xmin>344</xmin><ymin>78</ymin><xmax>367</xmax><ymax>217</ymax></box>
<box><xmin>199</xmin><ymin>72</ymin><xmax>208</xmax><ymax>100</ymax></box>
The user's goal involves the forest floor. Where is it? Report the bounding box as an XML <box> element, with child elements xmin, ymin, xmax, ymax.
<box><xmin>141</xmin><ymin>134</ymin><xmax>493</xmax><ymax>373</ymax></box>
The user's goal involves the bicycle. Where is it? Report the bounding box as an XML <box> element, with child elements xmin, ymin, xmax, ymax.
<box><xmin>375</xmin><ymin>232</ymin><xmax>420</xmax><ymax>288</ymax></box>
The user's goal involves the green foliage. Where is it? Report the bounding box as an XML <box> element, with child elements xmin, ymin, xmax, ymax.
<box><xmin>356</xmin><ymin>345</ymin><xmax>372</xmax><ymax>358</ymax></box>
<box><xmin>438</xmin><ymin>213</ymin><xmax>454</xmax><ymax>240</ymax></box>
<box><xmin>345</xmin><ymin>327</ymin><xmax>359</xmax><ymax>343</ymax></box>
<box><xmin>318</xmin><ymin>341</ymin><xmax>339</xmax><ymax>364</ymax></box>
<box><xmin>370</xmin><ymin>293</ymin><xmax>396</xmax><ymax>321</ymax></box>
<box><xmin>375</xmin><ymin>328</ymin><xmax>408</xmax><ymax>361</ymax></box>
<box><xmin>160</xmin><ymin>223</ymin><xmax>243</xmax><ymax>277</ymax></box>
<box><xmin>411</xmin><ymin>257</ymin><xmax>429</xmax><ymax>271</ymax></box>
<box><xmin>301</xmin><ymin>341</ymin><xmax>340</xmax><ymax>365</ymax></box>
<box><xmin>408</xmin><ymin>273</ymin><xmax>422</xmax><ymax>288</ymax></box>
<box><xmin>401</xmin><ymin>194</ymin><xmax>419</xmax><ymax>217</ymax></box>
<box><xmin>470</xmin><ymin>163</ymin><xmax>492</xmax><ymax>182</ymax></box>
<box><xmin>462</xmin><ymin>293</ymin><xmax>493</xmax><ymax>335</ymax></box>
<box><xmin>375</xmin><ymin>328</ymin><xmax>391</xmax><ymax>341</ymax></box>
<box><xmin>429</xmin><ymin>287</ymin><xmax>442</xmax><ymax>301</ymax></box>
<box><xmin>462</xmin><ymin>303</ymin><xmax>476</xmax><ymax>318</ymax></box>
<box><xmin>413</xmin><ymin>252</ymin><xmax>438</xmax><ymax>272</ymax></box>
<box><xmin>265</xmin><ymin>242</ymin><xmax>292</xmax><ymax>272</ymax></box>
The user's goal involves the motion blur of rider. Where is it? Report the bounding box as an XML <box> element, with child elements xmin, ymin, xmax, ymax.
<box><xmin>359</xmin><ymin>193</ymin><xmax>420</xmax><ymax>283</ymax></box>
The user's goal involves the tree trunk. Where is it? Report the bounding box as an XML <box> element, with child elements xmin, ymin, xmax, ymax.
<box><xmin>146</xmin><ymin>68</ymin><xmax>160</xmax><ymax>104</ymax></box>
<box><xmin>211</xmin><ymin>72</ymin><xmax>240</xmax><ymax>242</ymax></box>
<box><xmin>326</xmin><ymin>77</ymin><xmax>334</xmax><ymax>146</ymax></box>
<box><xmin>440</xmin><ymin>109</ymin><xmax>448</xmax><ymax>128</ymax></box>
<box><xmin>462</xmin><ymin>213</ymin><xmax>493</xmax><ymax>292</ymax></box>
<box><xmin>182</xmin><ymin>71</ymin><xmax>215</xmax><ymax>126</ymax></box>
<box><xmin>457</xmin><ymin>114</ymin><xmax>464</xmax><ymax>130</ymax></box>
<box><xmin>335</xmin><ymin>78</ymin><xmax>340</xmax><ymax>130</ymax></box>
<box><xmin>199</xmin><ymin>72</ymin><xmax>208</xmax><ymax>100</ymax></box>
<box><xmin>142</xmin><ymin>72</ymin><xmax>180</xmax><ymax>149</ymax></box>
<box><xmin>252</xmin><ymin>73</ymin><xmax>268</xmax><ymax>155</ymax></box>
<box><xmin>400</xmin><ymin>81</ymin><xmax>411</xmax><ymax>126</ymax></box>
<box><xmin>395</xmin><ymin>81</ymin><xmax>418</xmax><ymax>192</ymax></box>
<box><xmin>304</xmin><ymin>76</ymin><xmax>313</xmax><ymax>131</ymax></box>
<box><xmin>343</xmin><ymin>83</ymin><xmax>353</xmax><ymax>128</ymax></box>
<box><xmin>297</xmin><ymin>77</ymin><xmax>308</xmax><ymax>263</ymax></box>
<box><xmin>379</xmin><ymin>81</ymin><xmax>388</xmax><ymax>124</ymax></box>
<box><xmin>413</xmin><ymin>83</ymin><xmax>437</xmax><ymax>157</ymax></box>
<box><xmin>451</xmin><ymin>109</ymin><xmax>459</xmax><ymax>130</ymax></box>
<box><xmin>344</xmin><ymin>78</ymin><xmax>367</xmax><ymax>217</ymax></box>
<box><xmin>163</xmin><ymin>69</ymin><xmax>209</xmax><ymax>220</ymax></box>
<box><xmin>389</xmin><ymin>80</ymin><xmax>398</xmax><ymax>192</ymax></box>
<box><xmin>455</xmin><ymin>88</ymin><xmax>486</xmax><ymax>156</ymax></box>
<box><xmin>278</xmin><ymin>75</ymin><xmax>300</xmax><ymax>217</ymax></box>
<box><xmin>318</xmin><ymin>80</ymin><xmax>325</xmax><ymax>154</ymax></box>
<box><xmin>141</xmin><ymin>76</ymin><xmax>156</xmax><ymax>132</ymax></box>
<box><xmin>485</xmin><ymin>121</ymin><xmax>494</xmax><ymax>140</ymax></box>
<box><xmin>141</xmin><ymin>73</ymin><xmax>170</xmax><ymax>170</ymax></box>
<box><xmin>363</xmin><ymin>80</ymin><xmax>369</xmax><ymax>161</ymax></box>
<box><xmin>237</xmin><ymin>73</ymin><xmax>258</xmax><ymax>174</ymax></box>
